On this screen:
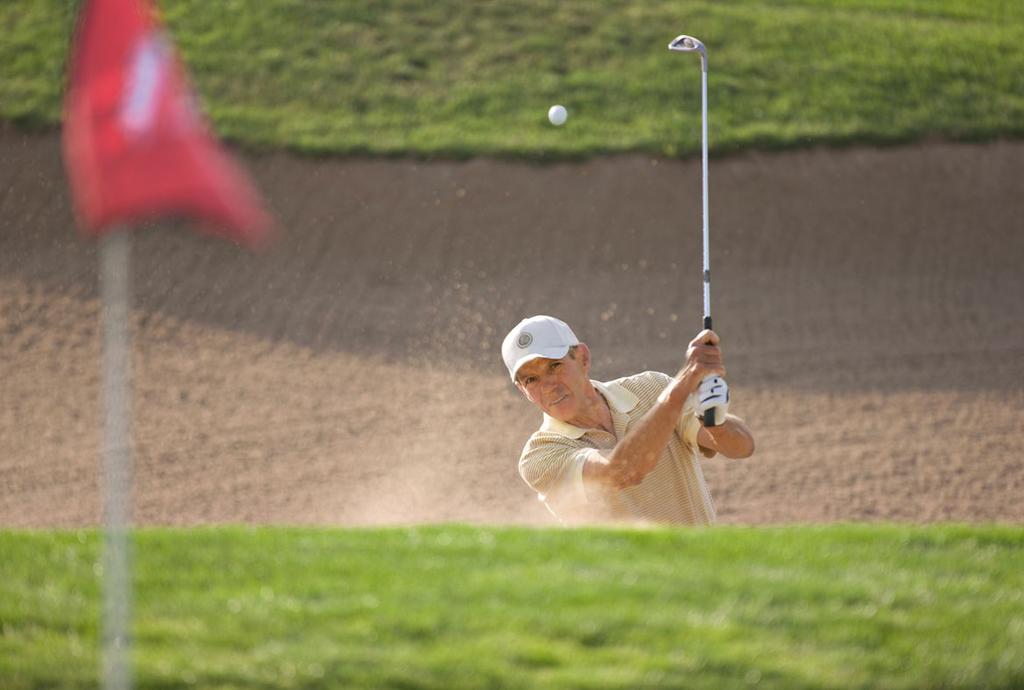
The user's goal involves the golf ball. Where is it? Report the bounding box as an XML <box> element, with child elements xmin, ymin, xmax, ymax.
<box><xmin>548</xmin><ymin>104</ymin><xmax>568</xmax><ymax>126</ymax></box>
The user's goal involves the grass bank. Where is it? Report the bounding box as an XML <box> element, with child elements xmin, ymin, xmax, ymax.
<box><xmin>1</xmin><ymin>1</ymin><xmax>1023</xmax><ymax>157</ymax></box>
<box><xmin>2</xmin><ymin>524</ymin><xmax>1023</xmax><ymax>689</ymax></box>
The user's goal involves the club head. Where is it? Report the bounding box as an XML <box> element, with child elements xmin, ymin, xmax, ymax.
<box><xmin>668</xmin><ymin>34</ymin><xmax>706</xmax><ymax>56</ymax></box>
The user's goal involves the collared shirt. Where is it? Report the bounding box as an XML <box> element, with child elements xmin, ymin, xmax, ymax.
<box><xmin>518</xmin><ymin>371</ymin><xmax>716</xmax><ymax>525</ymax></box>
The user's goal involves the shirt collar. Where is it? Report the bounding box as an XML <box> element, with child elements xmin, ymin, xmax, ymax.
<box><xmin>539</xmin><ymin>379</ymin><xmax>640</xmax><ymax>439</ymax></box>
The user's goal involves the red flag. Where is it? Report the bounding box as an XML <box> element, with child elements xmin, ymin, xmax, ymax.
<box><xmin>62</xmin><ymin>0</ymin><xmax>271</xmax><ymax>246</ymax></box>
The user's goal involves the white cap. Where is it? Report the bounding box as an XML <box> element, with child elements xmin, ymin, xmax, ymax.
<box><xmin>502</xmin><ymin>315</ymin><xmax>580</xmax><ymax>382</ymax></box>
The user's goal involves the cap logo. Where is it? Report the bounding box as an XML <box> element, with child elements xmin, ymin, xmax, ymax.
<box><xmin>516</xmin><ymin>332</ymin><xmax>533</xmax><ymax>349</ymax></box>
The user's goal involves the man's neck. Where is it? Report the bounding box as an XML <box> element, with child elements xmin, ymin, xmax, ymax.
<box><xmin>565</xmin><ymin>383</ymin><xmax>615</xmax><ymax>434</ymax></box>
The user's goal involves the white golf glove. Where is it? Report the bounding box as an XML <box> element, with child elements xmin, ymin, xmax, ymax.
<box><xmin>697</xmin><ymin>376</ymin><xmax>729</xmax><ymax>427</ymax></box>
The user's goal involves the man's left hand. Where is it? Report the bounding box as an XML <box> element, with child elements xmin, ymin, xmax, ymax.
<box><xmin>697</xmin><ymin>376</ymin><xmax>729</xmax><ymax>425</ymax></box>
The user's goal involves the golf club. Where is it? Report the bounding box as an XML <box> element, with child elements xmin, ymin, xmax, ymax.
<box><xmin>668</xmin><ymin>34</ymin><xmax>726</xmax><ymax>426</ymax></box>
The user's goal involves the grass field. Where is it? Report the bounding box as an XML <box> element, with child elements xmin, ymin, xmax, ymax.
<box><xmin>2</xmin><ymin>0</ymin><xmax>1023</xmax><ymax>157</ymax></box>
<box><xmin>3</xmin><ymin>3</ymin><xmax>1024</xmax><ymax>689</ymax></box>
<box><xmin>2</xmin><ymin>525</ymin><xmax>1023</xmax><ymax>689</ymax></box>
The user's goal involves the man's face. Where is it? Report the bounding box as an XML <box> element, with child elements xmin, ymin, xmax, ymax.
<box><xmin>514</xmin><ymin>345</ymin><xmax>592</xmax><ymax>423</ymax></box>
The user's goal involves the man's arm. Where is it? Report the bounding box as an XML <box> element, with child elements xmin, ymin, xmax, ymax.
<box><xmin>583</xmin><ymin>330</ymin><xmax>724</xmax><ymax>490</ymax></box>
<box><xmin>697</xmin><ymin>414</ymin><xmax>755</xmax><ymax>459</ymax></box>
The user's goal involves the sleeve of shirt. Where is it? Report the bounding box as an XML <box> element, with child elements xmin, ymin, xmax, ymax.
<box><xmin>678</xmin><ymin>397</ymin><xmax>701</xmax><ymax>449</ymax></box>
<box><xmin>518</xmin><ymin>434</ymin><xmax>595</xmax><ymax>508</ymax></box>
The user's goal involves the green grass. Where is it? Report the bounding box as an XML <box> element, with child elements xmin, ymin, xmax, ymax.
<box><xmin>2</xmin><ymin>525</ymin><xmax>1023</xmax><ymax>689</ymax></box>
<box><xmin>1</xmin><ymin>1</ymin><xmax>1023</xmax><ymax>157</ymax></box>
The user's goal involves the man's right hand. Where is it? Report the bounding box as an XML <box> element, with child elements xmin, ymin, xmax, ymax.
<box><xmin>678</xmin><ymin>329</ymin><xmax>726</xmax><ymax>392</ymax></box>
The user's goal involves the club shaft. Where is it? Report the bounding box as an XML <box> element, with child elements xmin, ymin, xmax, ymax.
<box><xmin>701</xmin><ymin>57</ymin><xmax>710</xmax><ymax>327</ymax></box>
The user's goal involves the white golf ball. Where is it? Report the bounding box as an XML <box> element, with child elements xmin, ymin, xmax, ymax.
<box><xmin>548</xmin><ymin>104</ymin><xmax>568</xmax><ymax>126</ymax></box>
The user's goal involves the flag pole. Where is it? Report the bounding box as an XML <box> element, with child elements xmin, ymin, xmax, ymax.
<box><xmin>99</xmin><ymin>228</ymin><xmax>134</xmax><ymax>690</ymax></box>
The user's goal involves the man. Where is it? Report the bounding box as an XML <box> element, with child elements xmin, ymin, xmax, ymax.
<box><xmin>502</xmin><ymin>315</ymin><xmax>754</xmax><ymax>525</ymax></box>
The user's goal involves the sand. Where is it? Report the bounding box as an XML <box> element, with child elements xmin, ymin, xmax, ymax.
<box><xmin>1</xmin><ymin>128</ymin><xmax>1022</xmax><ymax>527</ymax></box>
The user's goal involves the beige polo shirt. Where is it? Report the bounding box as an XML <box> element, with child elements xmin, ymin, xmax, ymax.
<box><xmin>518</xmin><ymin>370</ymin><xmax>716</xmax><ymax>525</ymax></box>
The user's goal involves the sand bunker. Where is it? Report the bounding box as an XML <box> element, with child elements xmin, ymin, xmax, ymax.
<box><xmin>1</xmin><ymin>129</ymin><xmax>1022</xmax><ymax>526</ymax></box>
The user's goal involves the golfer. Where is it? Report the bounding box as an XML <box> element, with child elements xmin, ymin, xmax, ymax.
<box><xmin>503</xmin><ymin>315</ymin><xmax>754</xmax><ymax>525</ymax></box>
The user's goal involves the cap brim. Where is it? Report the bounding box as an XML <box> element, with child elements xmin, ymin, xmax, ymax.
<box><xmin>510</xmin><ymin>345</ymin><xmax>571</xmax><ymax>382</ymax></box>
